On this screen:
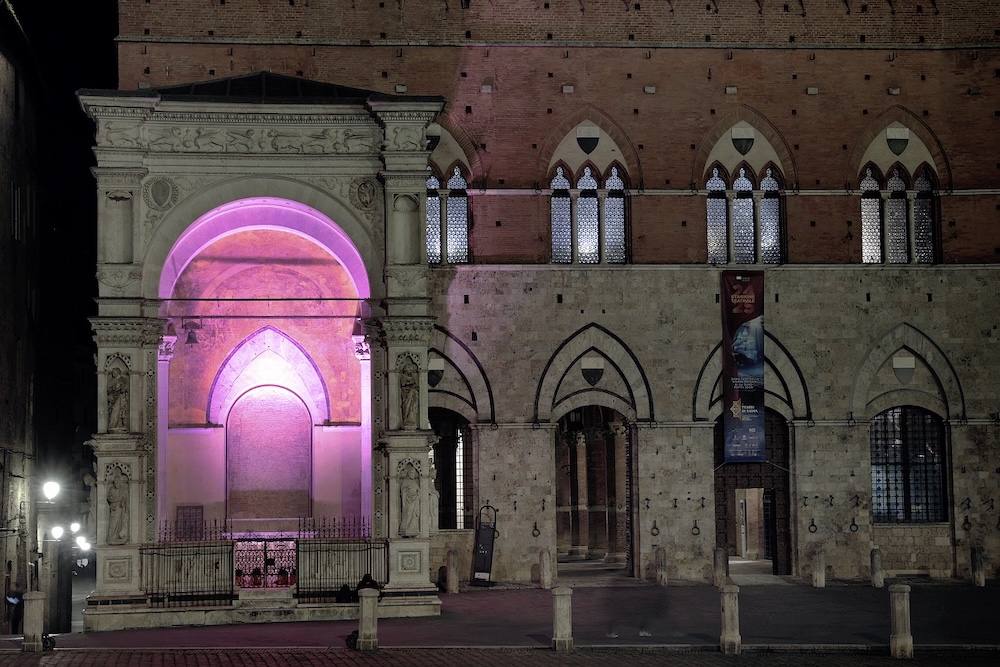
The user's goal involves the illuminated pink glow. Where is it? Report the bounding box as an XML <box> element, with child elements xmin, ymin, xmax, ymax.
<box><xmin>159</xmin><ymin>197</ymin><xmax>371</xmax><ymax>300</ymax></box>
<box><xmin>209</xmin><ymin>326</ymin><xmax>329</xmax><ymax>424</ymax></box>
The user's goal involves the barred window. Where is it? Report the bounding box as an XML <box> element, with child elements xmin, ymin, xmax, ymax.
<box><xmin>550</xmin><ymin>167</ymin><xmax>573</xmax><ymax>263</ymax></box>
<box><xmin>706</xmin><ymin>165</ymin><xmax>784</xmax><ymax>264</ymax></box>
<box><xmin>426</xmin><ymin>166</ymin><xmax>470</xmax><ymax>265</ymax></box>
<box><xmin>860</xmin><ymin>165</ymin><xmax>938</xmax><ymax>265</ymax></box>
<box><xmin>550</xmin><ymin>164</ymin><xmax>629</xmax><ymax>264</ymax></box>
<box><xmin>870</xmin><ymin>406</ymin><xmax>947</xmax><ymax>523</ymax></box>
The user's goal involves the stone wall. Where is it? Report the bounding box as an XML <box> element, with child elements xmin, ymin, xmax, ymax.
<box><xmin>428</xmin><ymin>264</ymin><xmax>1000</xmax><ymax>582</ymax></box>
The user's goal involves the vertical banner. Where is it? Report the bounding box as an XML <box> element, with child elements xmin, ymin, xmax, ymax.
<box><xmin>721</xmin><ymin>271</ymin><xmax>766</xmax><ymax>463</ymax></box>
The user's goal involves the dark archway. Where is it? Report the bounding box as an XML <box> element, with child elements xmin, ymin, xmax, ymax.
<box><xmin>714</xmin><ymin>408</ymin><xmax>791</xmax><ymax>575</ymax></box>
<box><xmin>555</xmin><ymin>406</ymin><xmax>632</xmax><ymax>571</ymax></box>
<box><xmin>429</xmin><ymin>407</ymin><xmax>473</xmax><ymax>530</ymax></box>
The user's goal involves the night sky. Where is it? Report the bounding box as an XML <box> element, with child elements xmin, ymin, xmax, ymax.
<box><xmin>9</xmin><ymin>0</ymin><xmax>118</xmax><ymax>470</ymax></box>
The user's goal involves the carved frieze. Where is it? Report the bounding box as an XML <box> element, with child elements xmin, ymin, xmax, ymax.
<box><xmin>102</xmin><ymin>121</ymin><xmax>379</xmax><ymax>155</ymax></box>
<box><xmin>96</xmin><ymin>266</ymin><xmax>143</xmax><ymax>297</ymax></box>
<box><xmin>382</xmin><ymin>318</ymin><xmax>435</xmax><ymax>345</ymax></box>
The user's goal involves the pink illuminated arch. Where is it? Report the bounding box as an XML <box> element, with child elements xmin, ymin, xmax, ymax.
<box><xmin>158</xmin><ymin>197</ymin><xmax>371</xmax><ymax>300</ymax></box>
<box><xmin>207</xmin><ymin>326</ymin><xmax>329</xmax><ymax>425</ymax></box>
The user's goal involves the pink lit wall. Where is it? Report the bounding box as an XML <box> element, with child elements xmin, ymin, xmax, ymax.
<box><xmin>160</xmin><ymin>202</ymin><xmax>371</xmax><ymax>529</ymax></box>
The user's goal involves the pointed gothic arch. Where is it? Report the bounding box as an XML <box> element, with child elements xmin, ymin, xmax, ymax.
<box><xmin>207</xmin><ymin>325</ymin><xmax>330</xmax><ymax>425</ymax></box>
<box><xmin>536</xmin><ymin>105</ymin><xmax>643</xmax><ymax>186</ymax></box>
<box><xmin>535</xmin><ymin>323</ymin><xmax>653</xmax><ymax>423</ymax></box>
<box><xmin>849</xmin><ymin>323</ymin><xmax>965</xmax><ymax>420</ymax></box>
<box><xmin>693</xmin><ymin>331</ymin><xmax>811</xmax><ymax>422</ymax></box>
<box><xmin>427</xmin><ymin>325</ymin><xmax>495</xmax><ymax>424</ymax></box>
<box><xmin>846</xmin><ymin>107</ymin><xmax>952</xmax><ymax>191</ymax></box>
<box><xmin>693</xmin><ymin>105</ymin><xmax>797</xmax><ymax>189</ymax></box>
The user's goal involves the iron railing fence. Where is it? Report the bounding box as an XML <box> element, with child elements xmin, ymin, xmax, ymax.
<box><xmin>140</xmin><ymin>540</ymin><xmax>235</xmax><ymax>608</ymax></box>
<box><xmin>143</xmin><ymin>517</ymin><xmax>385</xmax><ymax>607</ymax></box>
<box><xmin>296</xmin><ymin>539</ymin><xmax>389</xmax><ymax>603</ymax></box>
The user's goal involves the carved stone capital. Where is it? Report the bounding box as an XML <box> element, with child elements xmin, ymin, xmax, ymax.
<box><xmin>158</xmin><ymin>335</ymin><xmax>178</xmax><ymax>362</ymax></box>
<box><xmin>382</xmin><ymin>318</ymin><xmax>436</xmax><ymax>345</ymax></box>
<box><xmin>91</xmin><ymin>318</ymin><xmax>168</xmax><ymax>347</ymax></box>
<box><xmin>386</xmin><ymin>266</ymin><xmax>428</xmax><ymax>297</ymax></box>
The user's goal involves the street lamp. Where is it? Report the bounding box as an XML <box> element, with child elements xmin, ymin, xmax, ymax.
<box><xmin>50</xmin><ymin>526</ymin><xmax>64</xmax><ymax>540</ymax></box>
<box><xmin>42</xmin><ymin>481</ymin><xmax>60</xmax><ymax>502</ymax></box>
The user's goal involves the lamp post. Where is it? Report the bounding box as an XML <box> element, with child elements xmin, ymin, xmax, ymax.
<box><xmin>37</xmin><ymin>480</ymin><xmax>72</xmax><ymax>634</ymax></box>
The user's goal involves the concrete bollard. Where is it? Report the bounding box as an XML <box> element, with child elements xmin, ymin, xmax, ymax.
<box><xmin>713</xmin><ymin>547</ymin><xmax>729</xmax><ymax>587</ymax></box>
<box><xmin>654</xmin><ymin>546</ymin><xmax>668</xmax><ymax>587</ymax></box>
<box><xmin>719</xmin><ymin>584</ymin><xmax>741</xmax><ymax>655</ymax></box>
<box><xmin>871</xmin><ymin>548</ymin><xmax>885</xmax><ymax>588</ymax></box>
<box><xmin>971</xmin><ymin>546</ymin><xmax>985</xmax><ymax>588</ymax></box>
<box><xmin>446</xmin><ymin>548</ymin><xmax>460</xmax><ymax>594</ymax></box>
<box><xmin>357</xmin><ymin>588</ymin><xmax>379</xmax><ymax>651</ymax></box>
<box><xmin>551</xmin><ymin>587</ymin><xmax>573</xmax><ymax>652</ymax></box>
<box><xmin>539</xmin><ymin>548</ymin><xmax>553</xmax><ymax>590</ymax></box>
<box><xmin>812</xmin><ymin>548</ymin><xmax>826</xmax><ymax>588</ymax></box>
<box><xmin>21</xmin><ymin>592</ymin><xmax>45</xmax><ymax>652</ymax></box>
<box><xmin>889</xmin><ymin>583</ymin><xmax>913</xmax><ymax>659</ymax></box>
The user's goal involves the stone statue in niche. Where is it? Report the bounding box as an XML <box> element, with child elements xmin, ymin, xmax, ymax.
<box><xmin>106</xmin><ymin>467</ymin><xmax>130</xmax><ymax>545</ymax></box>
<box><xmin>107</xmin><ymin>367</ymin><xmax>129</xmax><ymax>432</ymax></box>
<box><xmin>398</xmin><ymin>355</ymin><xmax>419</xmax><ymax>430</ymax></box>
<box><xmin>399</xmin><ymin>462</ymin><xmax>420</xmax><ymax>537</ymax></box>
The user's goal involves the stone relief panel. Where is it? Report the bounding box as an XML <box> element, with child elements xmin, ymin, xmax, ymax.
<box><xmin>102</xmin><ymin>121</ymin><xmax>378</xmax><ymax>156</ymax></box>
<box><xmin>104</xmin><ymin>557</ymin><xmax>133</xmax><ymax>583</ymax></box>
<box><xmin>96</xmin><ymin>266</ymin><xmax>143</xmax><ymax>297</ymax></box>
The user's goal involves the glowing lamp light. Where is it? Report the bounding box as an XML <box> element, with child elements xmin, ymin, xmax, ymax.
<box><xmin>80</xmin><ymin>541</ymin><xmax>91</xmax><ymax>552</ymax></box>
<box><xmin>51</xmin><ymin>526</ymin><xmax>64</xmax><ymax>540</ymax></box>
<box><xmin>42</xmin><ymin>481</ymin><xmax>60</xmax><ymax>501</ymax></box>
<box><xmin>70</xmin><ymin>522</ymin><xmax>81</xmax><ymax>533</ymax></box>
<box><xmin>75</xmin><ymin>536</ymin><xmax>87</xmax><ymax>548</ymax></box>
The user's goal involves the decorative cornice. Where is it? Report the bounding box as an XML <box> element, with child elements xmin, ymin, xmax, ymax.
<box><xmin>92</xmin><ymin>168</ymin><xmax>150</xmax><ymax>187</ymax></box>
<box><xmin>91</xmin><ymin>318</ymin><xmax>168</xmax><ymax>347</ymax></box>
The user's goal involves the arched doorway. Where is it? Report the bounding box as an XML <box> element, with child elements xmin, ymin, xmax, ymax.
<box><xmin>713</xmin><ymin>408</ymin><xmax>791</xmax><ymax>575</ymax></box>
<box><xmin>554</xmin><ymin>406</ymin><xmax>632</xmax><ymax>571</ymax></box>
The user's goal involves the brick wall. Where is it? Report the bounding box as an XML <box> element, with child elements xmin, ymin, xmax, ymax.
<box><xmin>114</xmin><ymin>2</ymin><xmax>1000</xmax><ymax>265</ymax></box>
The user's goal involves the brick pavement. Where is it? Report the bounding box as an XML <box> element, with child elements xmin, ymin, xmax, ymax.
<box><xmin>2</xmin><ymin>648</ymin><xmax>1000</xmax><ymax>667</ymax></box>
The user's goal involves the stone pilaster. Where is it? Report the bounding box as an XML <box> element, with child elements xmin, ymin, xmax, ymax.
<box><xmin>89</xmin><ymin>317</ymin><xmax>166</xmax><ymax>598</ymax></box>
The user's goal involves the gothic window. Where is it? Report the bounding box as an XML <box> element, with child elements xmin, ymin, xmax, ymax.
<box><xmin>706</xmin><ymin>167</ymin><xmax>728</xmax><ymax>264</ymax></box>
<box><xmin>550</xmin><ymin>166</ymin><xmax>573</xmax><ymax>263</ymax></box>
<box><xmin>861</xmin><ymin>168</ymin><xmax>883</xmax><ymax>263</ymax></box>
<box><xmin>860</xmin><ymin>165</ymin><xmax>938</xmax><ymax>264</ymax></box>
<box><xmin>426</xmin><ymin>171</ymin><xmax>442</xmax><ymax>264</ymax></box>
<box><xmin>426</xmin><ymin>166</ymin><xmax>470</xmax><ymax>264</ymax></box>
<box><xmin>912</xmin><ymin>168</ymin><xmax>938</xmax><ymax>264</ymax></box>
<box><xmin>550</xmin><ymin>164</ymin><xmax>629</xmax><ymax>264</ymax></box>
<box><xmin>706</xmin><ymin>165</ymin><xmax>783</xmax><ymax>264</ymax></box>
<box><xmin>604</xmin><ymin>167</ymin><xmax>627</xmax><ymax>264</ymax></box>
<box><xmin>870</xmin><ymin>406</ymin><xmax>947</xmax><ymax>523</ymax></box>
